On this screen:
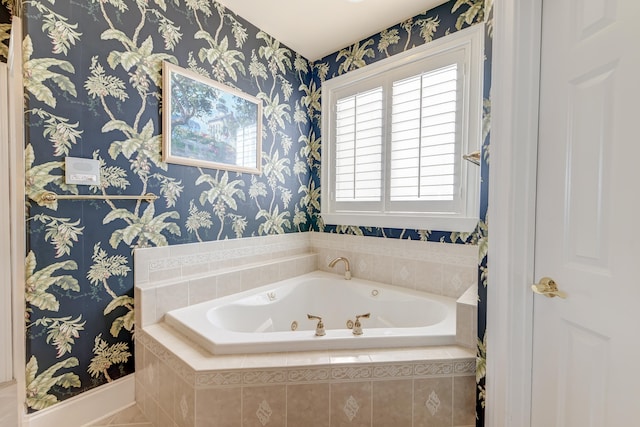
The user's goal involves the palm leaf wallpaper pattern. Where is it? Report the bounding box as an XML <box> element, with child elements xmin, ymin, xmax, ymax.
<box><xmin>3</xmin><ymin>0</ymin><xmax>490</xmax><ymax>425</ymax></box>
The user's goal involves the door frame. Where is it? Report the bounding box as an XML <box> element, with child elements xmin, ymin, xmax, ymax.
<box><xmin>486</xmin><ymin>0</ymin><xmax>543</xmax><ymax>425</ymax></box>
<box><xmin>7</xmin><ymin>16</ymin><xmax>27</xmax><ymax>424</ymax></box>
<box><xmin>0</xmin><ymin>62</ymin><xmax>12</xmax><ymax>384</ymax></box>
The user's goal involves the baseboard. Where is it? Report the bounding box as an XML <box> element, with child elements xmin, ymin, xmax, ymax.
<box><xmin>23</xmin><ymin>375</ymin><xmax>135</xmax><ymax>427</ymax></box>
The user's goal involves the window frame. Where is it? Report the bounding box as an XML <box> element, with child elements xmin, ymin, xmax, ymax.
<box><xmin>321</xmin><ymin>24</ymin><xmax>484</xmax><ymax>232</ymax></box>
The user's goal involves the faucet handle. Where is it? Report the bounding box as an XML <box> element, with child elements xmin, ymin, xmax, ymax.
<box><xmin>352</xmin><ymin>313</ymin><xmax>370</xmax><ymax>336</ymax></box>
<box><xmin>307</xmin><ymin>314</ymin><xmax>326</xmax><ymax>336</ymax></box>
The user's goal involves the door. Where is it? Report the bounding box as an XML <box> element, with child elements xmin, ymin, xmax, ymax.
<box><xmin>531</xmin><ymin>0</ymin><xmax>640</xmax><ymax>425</ymax></box>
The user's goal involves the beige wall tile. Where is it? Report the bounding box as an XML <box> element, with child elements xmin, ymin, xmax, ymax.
<box><xmin>415</xmin><ymin>261</ymin><xmax>444</xmax><ymax>295</ymax></box>
<box><xmin>158</xmin><ymin>360</ymin><xmax>176</xmax><ymax>420</ymax></box>
<box><xmin>174</xmin><ymin>376</ymin><xmax>195</xmax><ymax>427</ymax></box>
<box><xmin>330</xmin><ymin>382</ymin><xmax>372</xmax><ymax>427</ymax></box>
<box><xmin>455</xmin><ymin>303</ymin><xmax>475</xmax><ymax>350</ymax></box>
<box><xmin>195</xmin><ymin>387</ymin><xmax>241</xmax><ymax>427</ymax></box>
<box><xmin>149</xmin><ymin>266</ymin><xmax>182</xmax><ymax>283</ymax></box>
<box><xmin>216</xmin><ymin>271</ymin><xmax>243</xmax><ymax>298</ymax></box>
<box><xmin>453</xmin><ymin>376</ymin><xmax>476</xmax><ymax>426</ymax></box>
<box><xmin>372</xmin><ymin>380</ymin><xmax>413</xmax><ymax>427</ymax></box>
<box><xmin>286</xmin><ymin>383</ymin><xmax>330</xmax><ymax>427</ymax></box>
<box><xmin>156</xmin><ymin>281</ymin><xmax>189</xmax><ymax>320</ymax></box>
<box><xmin>442</xmin><ymin>265</ymin><xmax>477</xmax><ymax>299</ymax></box>
<box><xmin>414</xmin><ymin>377</ymin><xmax>454</xmax><ymax>427</ymax></box>
<box><xmin>242</xmin><ymin>385</ymin><xmax>286</xmax><ymax>427</ymax></box>
<box><xmin>188</xmin><ymin>275</ymin><xmax>217</xmax><ymax>305</ymax></box>
<box><xmin>156</xmin><ymin>406</ymin><xmax>175</xmax><ymax>427</ymax></box>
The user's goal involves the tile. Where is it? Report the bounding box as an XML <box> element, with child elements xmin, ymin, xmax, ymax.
<box><xmin>215</xmin><ymin>271</ymin><xmax>243</xmax><ymax>298</ymax></box>
<box><xmin>372</xmin><ymin>380</ymin><xmax>412</xmax><ymax>427</ymax></box>
<box><xmin>149</xmin><ymin>266</ymin><xmax>183</xmax><ymax>284</ymax></box>
<box><xmin>330</xmin><ymin>382</ymin><xmax>372</xmax><ymax>427</ymax></box>
<box><xmin>242</xmin><ymin>385</ymin><xmax>286</xmax><ymax>427</ymax></box>
<box><xmin>136</xmin><ymin>287</ymin><xmax>157</xmax><ymax>327</ymax></box>
<box><xmin>414</xmin><ymin>377</ymin><xmax>454</xmax><ymax>427</ymax></box>
<box><xmin>392</xmin><ymin>258</ymin><xmax>417</xmax><ymax>289</ymax></box>
<box><xmin>286</xmin><ymin>350</ymin><xmax>331</xmax><ymax>366</ymax></box>
<box><xmin>241</xmin><ymin>353</ymin><xmax>288</xmax><ymax>369</ymax></box>
<box><xmin>188</xmin><ymin>275</ymin><xmax>217</xmax><ymax>305</ymax></box>
<box><xmin>455</xmin><ymin>303</ymin><xmax>475</xmax><ymax>350</ymax></box>
<box><xmin>173</xmin><ymin>376</ymin><xmax>195</xmax><ymax>427</ymax></box>
<box><xmin>442</xmin><ymin>265</ymin><xmax>477</xmax><ymax>299</ymax></box>
<box><xmin>286</xmin><ymin>383</ymin><xmax>330</xmax><ymax>427</ymax></box>
<box><xmin>158</xmin><ymin>360</ymin><xmax>177</xmax><ymax>420</ymax></box>
<box><xmin>156</xmin><ymin>281</ymin><xmax>189</xmax><ymax>320</ymax></box>
<box><xmin>453</xmin><ymin>376</ymin><xmax>476</xmax><ymax>426</ymax></box>
<box><xmin>415</xmin><ymin>261</ymin><xmax>444</xmax><ymax>295</ymax></box>
<box><xmin>195</xmin><ymin>387</ymin><xmax>241</xmax><ymax>427</ymax></box>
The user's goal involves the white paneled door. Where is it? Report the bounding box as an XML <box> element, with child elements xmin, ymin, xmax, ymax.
<box><xmin>531</xmin><ymin>0</ymin><xmax>640</xmax><ymax>425</ymax></box>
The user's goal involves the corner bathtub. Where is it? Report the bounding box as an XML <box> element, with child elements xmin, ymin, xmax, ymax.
<box><xmin>165</xmin><ymin>271</ymin><xmax>457</xmax><ymax>354</ymax></box>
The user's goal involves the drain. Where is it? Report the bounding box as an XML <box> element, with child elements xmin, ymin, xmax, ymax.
<box><xmin>291</xmin><ymin>321</ymin><xmax>298</xmax><ymax>331</ymax></box>
<box><xmin>371</xmin><ymin>289</ymin><xmax>379</xmax><ymax>296</ymax></box>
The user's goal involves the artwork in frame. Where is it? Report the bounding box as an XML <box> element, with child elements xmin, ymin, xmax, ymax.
<box><xmin>162</xmin><ymin>61</ymin><xmax>263</xmax><ymax>174</ymax></box>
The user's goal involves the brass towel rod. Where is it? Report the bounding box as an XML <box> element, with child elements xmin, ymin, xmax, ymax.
<box><xmin>38</xmin><ymin>191</ymin><xmax>158</xmax><ymax>203</ymax></box>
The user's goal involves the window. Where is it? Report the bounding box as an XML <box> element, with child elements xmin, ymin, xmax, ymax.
<box><xmin>321</xmin><ymin>25</ymin><xmax>484</xmax><ymax>232</ymax></box>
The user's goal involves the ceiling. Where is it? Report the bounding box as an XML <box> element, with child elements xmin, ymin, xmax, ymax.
<box><xmin>215</xmin><ymin>0</ymin><xmax>448</xmax><ymax>61</ymax></box>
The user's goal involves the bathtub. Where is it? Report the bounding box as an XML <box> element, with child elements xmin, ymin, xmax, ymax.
<box><xmin>164</xmin><ymin>271</ymin><xmax>457</xmax><ymax>354</ymax></box>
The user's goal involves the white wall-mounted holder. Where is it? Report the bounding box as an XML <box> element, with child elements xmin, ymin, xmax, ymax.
<box><xmin>65</xmin><ymin>156</ymin><xmax>101</xmax><ymax>186</ymax></box>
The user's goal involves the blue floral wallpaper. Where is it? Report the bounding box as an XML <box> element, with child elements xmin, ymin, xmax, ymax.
<box><xmin>22</xmin><ymin>0</ymin><xmax>313</xmax><ymax>412</ymax></box>
<box><xmin>0</xmin><ymin>1</ymin><xmax>10</xmax><ymax>63</ymax></box>
<box><xmin>11</xmin><ymin>0</ymin><xmax>490</xmax><ymax>424</ymax></box>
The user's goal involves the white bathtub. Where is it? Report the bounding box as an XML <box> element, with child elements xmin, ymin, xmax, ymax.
<box><xmin>164</xmin><ymin>271</ymin><xmax>457</xmax><ymax>354</ymax></box>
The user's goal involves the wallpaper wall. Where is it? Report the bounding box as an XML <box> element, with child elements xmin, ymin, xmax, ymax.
<box><xmin>22</xmin><ymin>0</ymin><xmax>313</xmax><ymax>412</ymax></box>
<box><xmin>0</xmin><ymin>1</ymin><xmax>10</xmax><ymax>63</ymax></box>
<box><xmin>13</xmin><ymin>0</ymin><xmax>491</xmax><ymax>425</ymax></box>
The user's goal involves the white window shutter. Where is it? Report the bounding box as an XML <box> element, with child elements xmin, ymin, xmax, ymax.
<box><xmin>334</xmin><ymin>88</ymin><xmax>383</xmax><ymax>202</ymax></box>
<box><xmin>390</xmin><ymin>64</ymin><xmax>459</xmax><ymax>202</ymax></box>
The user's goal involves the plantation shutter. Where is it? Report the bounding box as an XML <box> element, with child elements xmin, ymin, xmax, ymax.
<box><xmin>334</xmin><ymin>87</ymin><xmax>383</xmax><ymax>203</ymax></box>
<box><xmin>390</xmin><ymin>64</ymin><xmax>460</xmax><ymax>203</ymax></box>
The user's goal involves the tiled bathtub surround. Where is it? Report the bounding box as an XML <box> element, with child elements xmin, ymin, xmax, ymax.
<box><xmin>137</xmin><ymin>324</ymin><xmax>476</xmax><ymax>427</ymax></box>
<box><xmin>311</xmin><ymin>233</ymin><xmax>478</xmax><ymax>299</ymax></box>
<box><xmin>134</xmin><ymin>232</ymin><xmax>478</xmax><ymax>426</ymax></box>
<box><xmin>134</xmin><ymin>233</ymin><xmax>317</xmax><ymax>328</ymax></box>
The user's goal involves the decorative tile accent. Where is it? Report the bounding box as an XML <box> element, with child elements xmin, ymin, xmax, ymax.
<box><xmin>288</xmin><ymin>367</ymin><xmax>331</xmax><ymax>382</ymax></box>
<box><xmin>244</xmin><ymin>370</ymin><xmax>287</xmax><ymax>385</ymax></box>
<box><xmin>195</xmin><ymin>371</ymin><xmax>243</xmax><ymax>387</ymax></box>
<box><xmin>332</xmin><ymin>366</ymin><xmax>372</xmax><ymax>380</ymax></box>
<box><xmin>343</xmin><ymin>395</ymin><xmax>360</xmax><ymax>422</ymax></box>
<box><xmin>179</xmin><ymin>394</ymin><xmax>189</xmax><ymax>421</ymax></box>
<box><xmin>255</xmin><ymin>399</ymin><xmax>273</xmax><ymax>426</ymax></box>
<box><xmin>372</xmin><ymin>364</ymin><xmax>413</xmax><ymax>379</ymax></box>
<box><xmin>426</xmin><ymin>390</ymin><xmax>441</xmax><ymax>416</ymax></box>
<box><xmin>414</xmin><ymin>361</ymin><xmax>455</xmax><ymax>376</ymax></box>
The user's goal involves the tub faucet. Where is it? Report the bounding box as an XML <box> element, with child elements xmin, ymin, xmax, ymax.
<box><xmin>328</xmin><ymin>257</ymin><xmax>351</xmax><ymax>280</ymax></box>
<box><xmin>352</xmin><ymin>313</ymin><xmax>370</xmax><ymax>336</ymax></box>
<box><xmin>307</xmin><ymin>314</ymin><xmax>325</xmax><ymax>336</ymax></box>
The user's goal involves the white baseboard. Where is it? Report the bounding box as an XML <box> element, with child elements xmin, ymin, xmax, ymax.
<box><xmin>23</xmin><ymin>375</ymin><xmax>135</xmax><ymax>427</ymax></box>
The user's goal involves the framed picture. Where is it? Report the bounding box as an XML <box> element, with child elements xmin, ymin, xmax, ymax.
<box><xmin>162</xmin><ymin>61</ymin><xmax>262</xmax><ymax>174</ymax></box>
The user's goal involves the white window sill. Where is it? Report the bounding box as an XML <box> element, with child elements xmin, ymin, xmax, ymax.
<box><xmin>321</xmin><ymin>213</ymin><xmax>479</xmax><ymax>233</ymax></box>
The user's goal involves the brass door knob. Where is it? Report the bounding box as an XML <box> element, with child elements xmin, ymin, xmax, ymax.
<box><xmin>532</xmin><ymin>277</ymin><xmax>567</xmax><ymax>299</ymax></box>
